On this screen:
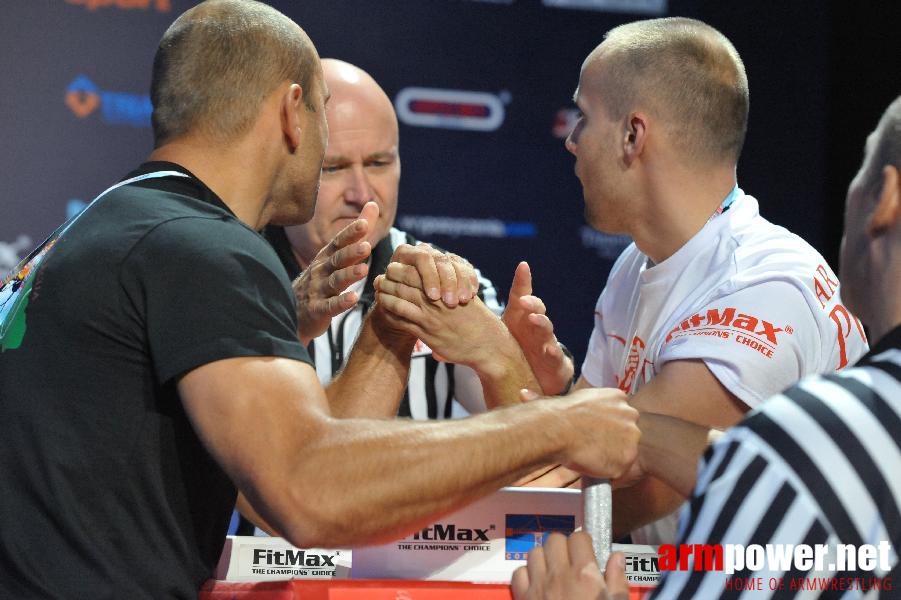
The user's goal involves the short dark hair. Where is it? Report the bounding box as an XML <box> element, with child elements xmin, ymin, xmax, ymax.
<box><xmin>594</xmin><ymin>17</ymin><xmax>749</xmax><ymax>165</ymax></box>
<box><xmin>150</xmin><ymin>0</ymin><xmax>317</xmax><ymax>147</ymax></box>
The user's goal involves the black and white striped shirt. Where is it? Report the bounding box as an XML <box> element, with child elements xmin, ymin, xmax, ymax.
<box><xmin>653</xmin><ymin>325</ymin><xmax>901</xmax><ymax>598</ymax></box>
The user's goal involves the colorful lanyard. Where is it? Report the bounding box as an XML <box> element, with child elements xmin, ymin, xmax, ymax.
<box><xmin>61</xmin><ymin>170</ymin><xmax>190</xmax><ymax>239</ymax></box>
<box><xmin>3</xmin><ymin>170</ymin><xmax>189</xmax><ymax>286</ymax></box>
<box><xmin>1</xmin><ymin>170</ymin><xmax>190</xmax><ymax>348</ymax></box>
<box><xmin>708</xmin><ymin>184</ymin><xmax>740</xmax><ymax>223</ymax></box>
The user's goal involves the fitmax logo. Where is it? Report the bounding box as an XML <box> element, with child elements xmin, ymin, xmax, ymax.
<box><xmin>252</xmin><ymin>549</ymin><xmax>335</xmax><ymax>567</ymax></box>
<box><xmin>65</xmin><ymin>75</ymin><xmax>151</xmax><ymax>127</ymax></box>
<box><xmin>413</xmin><ymin>523</ymin><xmax>490</xmax><ymax>542</ymax></box>
<box><xmin>665</xmin><ymin>308</ymin><xmax>787</xmax><ymax>345</ymax></box>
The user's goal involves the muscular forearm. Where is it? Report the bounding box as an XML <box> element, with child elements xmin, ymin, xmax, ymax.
<box><xmin>325</xmin><ymin>313</ymin><xmax>415</xmax><ymax>418</ymax></box>
<box><xmin>182</xmin><ymin>359</ymin><xmax>638</xmax><ymax>554</ymax></box>
<box><xmin>611</xmin><ymin>413</ymin><xmax>719</xmax><ymax>537</ymax></box>
<box><xmin>471</xmin><ymin>330</ymin><xmax>542</xmax><ymax>409</ymax></box>
<box><xmin>613</xmin><ymin>477</ymin><xmax>685</xmax><ymax>539</ymax></box>
<box><xmin>637</xmin><ymin>413</ymin><xmax>713</xmax><ymax>497</ymax></box>
<box><xmin>269</xmin><ymin>400</ymin><xmax>572</xmax><ymax>548</ymax></box>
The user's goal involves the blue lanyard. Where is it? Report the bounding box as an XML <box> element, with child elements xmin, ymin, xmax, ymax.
<box><xmin>3</xmin><ymin>170</ymin><xmax>189</xmax><ymax>286</ymax></box>
<box><xmin>60</xmin><ymin>170</ymin><xmax>190</xmax><ymax>239</ymax></box>
<box><xmin>708</xmin><ymin>184</ymin><xmax>740</xmax><ymax>223</ymax></box>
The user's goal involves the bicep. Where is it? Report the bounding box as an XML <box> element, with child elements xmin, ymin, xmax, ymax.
<box><xmin>629</xmin><ymin>359</ymin><xmax>748</xmax><ymax>429</ymax></box>
<box><xmin>178</xmin><ymin>356</ymin><xmax>329</xmax><ymax>504</ymax></box>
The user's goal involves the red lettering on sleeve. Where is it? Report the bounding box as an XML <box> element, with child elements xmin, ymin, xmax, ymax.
<box><xmin>829</xmin><ymin>304</ymin><xmax>866</xmax><ymax>369</ymax></box>
<box><xmin>813</xmin><ymin>264</ymin><xmax>840</xmax><ymax>309</ymax></box>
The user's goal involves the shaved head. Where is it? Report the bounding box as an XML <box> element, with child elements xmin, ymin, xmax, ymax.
<box><xmin>151</xmin><ymin>0</ymin><xmax>319</xmax><ymax>146</ymax></box>
<box><xmin>583</xmin><ymin>17</ymin><xmax>748</xmax><ymax>166</ymax></box>
<box><xmin>321</xmin><ymin>58</ymin><xmax>398</xmax><ymax>136</ymax></box>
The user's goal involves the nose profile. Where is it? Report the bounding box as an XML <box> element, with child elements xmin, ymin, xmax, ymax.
<box><xmin>565</xmin><ymin>134</ymin><xmax>577</xmax><ymax>155</ymax></box>
<box><xmin>344</xmin><ymin>165</ymin><xmax>374</xmax><ymax>206</ymax></box>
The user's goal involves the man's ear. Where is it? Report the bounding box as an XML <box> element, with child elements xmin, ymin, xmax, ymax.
<box><xmin>867</xmin><ymin>165</ymin><xmax>901</xmax><ymax>236</ymax></box>
<box><xmin>282</xmin><ymin>83</ymin><xmax>303</xmax><ymax>151</ymax></box>
<box><xmin>623</xmin><ymin>112</ymin><xmax>647</xmax><ymax>165</ymax></box>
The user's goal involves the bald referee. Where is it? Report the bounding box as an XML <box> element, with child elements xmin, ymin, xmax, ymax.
<box><xmin>512</xmin><ymin>94</ymin><xmax>901</xmax><ymax>600</ymax></box>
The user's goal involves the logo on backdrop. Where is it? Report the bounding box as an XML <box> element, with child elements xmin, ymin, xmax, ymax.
<box><xmin>65</xmin><ymin>75</ymin><xmax>152</xmax><ymax>127</ymax></box>
<box><xmin>552</xmin><ymin>107</ymin><xmax>581</xmax><ymax>139</ymax></box>
<box><xmin>395</xmin><ymin>87</ymin><xmax>509</xmax><ymax>132</ymax></box>
<box><xmin>65</xmin><ymin>0</ymin><xmax>172</xmax><ymax>12</ymax></box>
<box><xmin>580</xmin><ymin>226</ymin><xmax>631</xmax><ymax>259</ymax></box>
<box><xmin>398</xmin><ymin>215</ymin><xmax>536</xmax><ymax>239</ymax></box>
<box><xmin>541</xmin><ymin>0</ymin><xmax>667</xmax><ymax>14</ymax></box>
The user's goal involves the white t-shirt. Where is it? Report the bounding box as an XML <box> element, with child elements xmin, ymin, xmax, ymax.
<box><xmin>581</xmin><ymin>190</ymin><xmax>869</xmax><ymax>544</ymax></box>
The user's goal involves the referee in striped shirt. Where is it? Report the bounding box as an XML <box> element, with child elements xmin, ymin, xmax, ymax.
<box><xmin>512</xmin><ymin>96</ymin><xmax>901</xmax><ymax>599</ymax></box>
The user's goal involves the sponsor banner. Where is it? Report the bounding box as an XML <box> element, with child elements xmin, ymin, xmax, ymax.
<box><xmin>542</xmin><ymin>0</ymin><xmax>667</xmax><ymax>15</ymax></box>
<box><xmin>399</xmin><ymin>215</ymin><xmax>536</xmax><ymax>239</ymax></box>
<box><xmin>617</xmin><ymin>543</ymin><xmax>661</xmax><ymax>586</ymax></box>
<box><xmin>215</xmin><ymin>536</ymin><xmax>350</xmax><ymax>581</ymax></box>
<box><xmin>395</xmin><ymin>87</ymin><xmax>508</xmax><ymax>132</ymax></box>
<box><xmin>65</xmin><ymin>75</ymin><xmax>152</xmax><ymax>128</ymax></box>
<box><xmin>65</xmin><ymin>0</ymin><xmax>172</xmax><ymax>12</ymax></box>
<box><xmin>352</xmin><ymin>487</ymin><xmax>581</xmax><ymax>582</ymax></box>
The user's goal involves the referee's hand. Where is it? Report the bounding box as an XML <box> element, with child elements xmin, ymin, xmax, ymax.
<box><xmin>511</xmin><ymin>532</ymin><xmax>629</xmax><ymax>600</ymax></box>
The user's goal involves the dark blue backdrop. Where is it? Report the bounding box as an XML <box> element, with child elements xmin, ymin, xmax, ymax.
<box><xmin>2</xmin><ymin>0</ymin><xmax>881</xmax><ymax>371</ymax></box>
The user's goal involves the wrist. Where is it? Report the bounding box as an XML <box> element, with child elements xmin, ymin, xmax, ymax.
<box><xmin>362</xmin><ymin>308</ymin><xmax>417</xmax><ymax>359</ymax></box>
<box><xmin>471</xmin><ymin>325</ymin><xmax>530</xmax><ymax>381</ymax></box>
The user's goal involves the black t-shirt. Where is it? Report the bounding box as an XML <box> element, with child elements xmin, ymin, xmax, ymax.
<box><xmin>0</xmin><ymin>162</ymin><xmax>311</xmax><ymax>598</ymax></box>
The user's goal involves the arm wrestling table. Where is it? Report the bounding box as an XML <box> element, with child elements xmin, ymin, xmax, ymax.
<box><xmin>199</xmin><ymin>578</ymin><xmax>655</xmax><ymax>599</ymax></box>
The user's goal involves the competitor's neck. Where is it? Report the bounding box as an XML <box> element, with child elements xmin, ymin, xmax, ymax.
<box><xmin>632</xmin><ymin>166</ymin><xmax>738</xmax><ymax>264</ymax></box>
<box><xmin>149</xmin><ymin>135</ymin><xmax>275</xmax><ymax>230</ymax></box>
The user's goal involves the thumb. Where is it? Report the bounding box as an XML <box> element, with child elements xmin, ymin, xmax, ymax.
<box><xmin>508</xmin><ymin>261</ymin><xmax>532</xmax><ymax>300</ymax></box>
<box><xmin>604</xmin><ymin>553</ymin><xmax>630</xmax><ymax>598</ymax></box>
<box><xmin>358</xmin><ymin>201</ymin><xmax>380</xmax><ymax>227</ymax></box>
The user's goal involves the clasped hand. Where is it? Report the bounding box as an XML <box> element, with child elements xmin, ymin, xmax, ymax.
<box><xmin>375</xmin><ymin>257</ymin><xmax>573</xmax><ymax>396</ymax></box>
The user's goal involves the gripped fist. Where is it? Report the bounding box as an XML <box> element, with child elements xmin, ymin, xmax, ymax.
<box><xmin>557</xmin><ymin>387</ymin><xmax>640</xmax><ymax>480</ymax></box>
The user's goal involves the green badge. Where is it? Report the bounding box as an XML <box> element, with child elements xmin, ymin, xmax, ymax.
<box><xmin>0</xmin><ymin>239</ymin><xmax>56</xmax><ymax>352</ymax></box>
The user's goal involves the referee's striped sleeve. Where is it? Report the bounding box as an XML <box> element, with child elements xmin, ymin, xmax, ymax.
<box><xmin>651</xmin><ymin>348</ymin><xmax>901</xmax><ymax>598</ymax></box>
